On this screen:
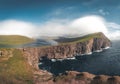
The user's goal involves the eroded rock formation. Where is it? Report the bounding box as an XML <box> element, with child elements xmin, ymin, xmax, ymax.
<box><xmin>22</xmin><ymin>32</ymin><xmax>111</xmax><ymax>69</ymax></box>
<box><xmin>52</xmin><ymin>71</ymin><xmax>120</xmax><ymax>84</ymax></box>
<box><xmin>38</xmin><ymin>32</ymin><xmax>111</xmax><ymax>59</ymax></box>
<box><xmin>21</xmin><ymin>32</ymin><xmax>111</xmax><ymax>84</ymax></box>
<box><xmin>28</xmin><ymin>70</ymin><xmax>120</xmax><ymax>84</ymax></box>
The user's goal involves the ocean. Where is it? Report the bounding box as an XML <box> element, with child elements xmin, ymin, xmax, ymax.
<box><xmin>39</xmin><ymin>41</ymin><xmax>120</xmax><ymax>76</ymax></box>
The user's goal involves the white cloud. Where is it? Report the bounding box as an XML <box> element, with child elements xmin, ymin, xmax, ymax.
<box><xmin>98</xmin><ymin>9</ymin><xmax>109</xmax><ymax>15</ymax></box>
<box><xmin>0</xmin><ymin>20</ymin><xmax>36</xmax><ymax>37</ymax></box>
<box><xmin>108</xmin><ymin>31</ymin><xmax>120</xmax><ymax>40</ymax></box>
<box><xmin>106</xmin><ymin>22</ymin><xmax>120</xmax><ymax>40</ymax></box>
<box><xmin>70</xmin><ymin>15</ymin><xmax>108</xmax><ymax>34</ymax></box>
<box><xmin>107</xmin><ymin>22</ymin><xmax>120</xmax><ymax>30</ymax></box>
<box><xmin>35</xmin><ymin>15</ymin><xmax>109</xmax><ymax>37</ymax></box>
<box><xmin>50</xmin><ymin>6</ymin><xmax>76</xmax><ymax>17</ymax></box>
<box><xmin>0</xmin><ymin>15</ymin><xmax>120</xmax><ymax>40</ymax></box>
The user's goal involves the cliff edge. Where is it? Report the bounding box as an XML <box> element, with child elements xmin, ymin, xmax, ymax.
<box><xmin>23</xmin><ymin>32</ymin><xmax>111</xmax><ymax>70</ymax></box>
<box><xmin>21</xmin><ymin>32</ymin><xmax>111</xmax><ymax>84</ymax></box>
<box><xmin>38</xmin><ymin>32</ymin><xmax>111</xmax><ymax>59</ymax></box>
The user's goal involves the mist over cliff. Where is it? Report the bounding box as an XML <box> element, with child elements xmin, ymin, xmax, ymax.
<box><xmin>22</xmin><ymin>32</ymin><xmax>111</xmax><ymax>72</ymax></box>
<box><xmin>0</xmin><ymin>15</ymin><xmax>119</xmax><ymax>40</ymax></box>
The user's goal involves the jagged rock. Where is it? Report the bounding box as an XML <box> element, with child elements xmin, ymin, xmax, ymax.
<box><xmin>107</xmin><ymin>76</ymin><xmax>120</xmax><ymax>84</ymax></box>
<box><xmin>91</xmin><ymin>75</ymin><xmax>109</xmax><ymax>84</ymax></box>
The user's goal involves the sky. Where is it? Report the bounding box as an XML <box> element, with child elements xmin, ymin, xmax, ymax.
<box><xmin>0</xmin><ymin>0</ymin><xmax>120</xmax><ymax>40</ymax></box>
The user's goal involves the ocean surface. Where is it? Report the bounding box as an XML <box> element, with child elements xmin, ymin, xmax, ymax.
<box><xmin>39</xmin><ymin>41</ymin><xmax>120</xmax><ymax>76</ymax></box>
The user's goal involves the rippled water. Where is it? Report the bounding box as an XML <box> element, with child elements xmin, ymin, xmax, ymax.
<box><xmin>39</xmin><ymin>41</ymin><xmax>120</xmax><ymax>76</ymax></box>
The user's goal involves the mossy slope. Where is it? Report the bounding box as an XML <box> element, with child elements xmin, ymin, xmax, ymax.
<box><xmin>0</xmin><ymin>35</ymin><xmax>34</xmax><ymax>45</ymax></box>
<box><xmin>56</xmin><ymin>32</ymin><xmax>109</xmax><ymax>44</ymax></box>
<box><xmin>0</xmin><ymin>49</ymin><xmax>33</xmax><ymax>84</ymax></box>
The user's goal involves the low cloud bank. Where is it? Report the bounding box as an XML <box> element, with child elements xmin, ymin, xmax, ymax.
<box><xmin>0</xmin><ymin>15</ymin><xmax>120</xmax><ymax>40</ymax></box>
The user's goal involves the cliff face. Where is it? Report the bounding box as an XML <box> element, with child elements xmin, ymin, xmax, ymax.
<box><xmin>21</xmin><ymin>32</ymin><xmax>111</xmax><ymax>84</ymax></box>
<box><xmin>38</xmin><ymin>32</ymin><xmax>111</xmax><ymax>59</ymax></box>
<box><xmin>22</xmin><ymin>32</ymin><xmax>111</xmax><ymax>70</ymax></box>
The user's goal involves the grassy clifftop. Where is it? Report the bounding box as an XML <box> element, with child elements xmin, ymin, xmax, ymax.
<box><xmin>55</xmin><ymin>32</ymin><xmax>108</xmax><ymax>44</ymax></box>
<box><xmin>0</xmin><ymin>35</ymin><xmax>34</xmax><ymax>45</ymax></box>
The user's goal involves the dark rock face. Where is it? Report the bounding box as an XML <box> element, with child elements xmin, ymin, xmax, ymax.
<box><xmin>22</xmin><ymin>33</ymin><xmax>111</xmax><ymax>70</ymax></box>
<box><xmin>21</xmin><ymin>33</ymin><xmax>111</xmax><ymax>84</ymax></box>
<box><xmin>38</xmin><ymin>33</ymin><xmax>111</xmax><ymax>60</ymax></box>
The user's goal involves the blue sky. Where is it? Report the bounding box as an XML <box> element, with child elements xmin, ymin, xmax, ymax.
<box><xmin>0</xmin><ymin>0</ymin><xmax>120</xmax><ymax>23</ymax></box>
<box><xmin>0</xmin><ymin>0</ymin><xmax>120</xmax><ymax>40</ymax></box>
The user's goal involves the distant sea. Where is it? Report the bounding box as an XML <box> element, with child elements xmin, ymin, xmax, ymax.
<box><xmin>39</xmin><ymin>41</ymin><xmax>120</xmax><ymax>76</ymax></box>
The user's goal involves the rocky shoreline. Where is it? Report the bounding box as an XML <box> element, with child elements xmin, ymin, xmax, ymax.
<box><xmin>33</xmin><ymin>70</ymin><xmax>120</xmax><ymax>84</ymax></box>
<box><xmin>22</xmin><ymin>32</ymin><xmax>111</xmax><ymax>69</ymax></box>
<box><xmin>47</xmin><ymin>46</ymin><xmax>110</xmax><ymax>62</ymax></box>
<box><xmin>21</xmin><ymin>32</ymin><xmax>112</xmax><ymax>84</ymax></box>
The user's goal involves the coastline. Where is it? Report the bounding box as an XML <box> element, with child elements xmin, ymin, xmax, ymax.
<box><xmin>39</xmin><ymin>46</ymin><xmax>111</xmax><ymax>63</ymax></box>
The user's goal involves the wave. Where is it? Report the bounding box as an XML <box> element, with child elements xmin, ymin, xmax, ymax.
<box><xmin>51</xmin><ymin>57</ymin><xmax>76</xmax><ymax>62</ymax></box>
<box><xmin>103</xmin><ymin>46</ymin><xmax>110</xmax><ymax>49</ymax></box>
<box><xmin>38</xmin><ymin>62</ymin><xmax>43</xmax><ymax>65</ymax></box>
<box><xmin>51</xmin><ymin>59</ymin><xmax>57</xmax><ymax>62</ymax></box>
<box><xmin>86</xmin><ymin>52</ymin><xmax>92</xmax><ymax>55</ymax></box>
<box><xmin>66</xmin><ymin>57</ymin><xmax>76</xmax><ymax>60</ymax></box>
<box><xmin>50</xmin><ymin>46</ymin><xmax>110</xmax><ymax>62</ymax></box>
<box><xmin>94</xmin><ymin>49</ymin><xmax>103</xmax><ymax>52</ymax></box>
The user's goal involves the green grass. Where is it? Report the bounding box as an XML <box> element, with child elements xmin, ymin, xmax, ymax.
<box><xmin>0</xmin><ymin>49</ymin><xmax>33</xmax><ymax>84</ymax></box>
<box><xmin>38</xmin><ymin>32</ymin><xmax>107</xmax><ymax>49</ymax></box>
<box><xmin>73</xmin><ymin>32</ymin><xmax>103</xmax><ymax>42</ymax></box>
<box><xmin>0</xmin><ymin>35</ymin><xmax>35</xmax><ymax>45</ymax></box>
<box><xmin>59</xmin><ymin>32</ymin><xmax>106</xmax><ymax>44</ymax></box>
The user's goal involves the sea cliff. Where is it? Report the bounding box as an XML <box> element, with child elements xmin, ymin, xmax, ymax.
<box><xmin>0</xmin><ymin>32</ymin><xmax>112</xmax><ymax>84</ymax></box>
<box><xmin>21</xmin><ymin>32</ymin><xmax>111</xmax><ymax>84</ymax></box>
<box><xmin>22</xmin><ymin>32</ymin><xmax>111</xmax><ymax>70</ymax></box>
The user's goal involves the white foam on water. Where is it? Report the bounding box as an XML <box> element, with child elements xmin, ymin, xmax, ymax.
<box><xmin>79</xmin><ymin>52</ymin><xmax>92</xmax><ymax>56</ymax></box>
<box><xmin>39</xmin><ymin>62</ymin><xmax>43</xmax><ymax>65</ymax></box>
<box><xmin>86</xmin><ymin>52</ymin><xmax>92</xmax><ymax>55</ymax></box>
<box><xmin>57</xmin><ymin>59</ymin><xmax>64</xmax><ymax>61</ymax></box>
<box><xmin>40</xmin><ymin>46</ymin><xmax>110</xmax><ymax>64</ymax></box>
<box><xmin>103</xmin><ymin>46</ymin><xmax>110</xmax><ymax>49</ymax></box>
<box><xmin>81</xmin><ymin>54</ymin><xmax>85</xmax><ymax>56</ymax></box>
<box><xmin>66</xmin><ymin>57</ymin><xmax>76</xmax><ymax>60</ymax></box>
<box><xmin>94</xmin><ymin>49</ymin><xmax>103</xmax><ymax>52</ymax></box>
<box><xmin>51</xmin><ymin>59</ymin><xmax>56</xmax><ymax>62</ymax></box>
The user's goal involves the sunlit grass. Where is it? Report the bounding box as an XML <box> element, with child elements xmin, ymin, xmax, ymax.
<box><xmin>0</xmin><ymin>35</ymin><xmax>35</xmax><ymax>45</ymax></box>
<box><xmin>0</xmin><ymin>49</ymin><xmax>33</xmax><ymax>84</ymax></box>
<box><xmin>59</xmin><ymin>32</ymin><xmax>106</xmax><ymax>45</ymax></box>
